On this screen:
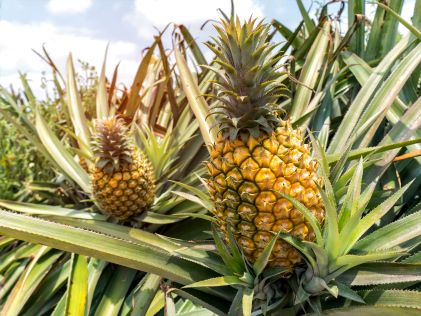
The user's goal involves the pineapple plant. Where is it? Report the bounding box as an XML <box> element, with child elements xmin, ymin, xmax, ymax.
<box><xmin>0</xmin><ymin>1</ymin><xmax>421</xmax><ymax>315</ymax></box>
<box><xmin>205</xmin><ymin>14</ymin><xmax>325</xmax><ymax>269</ymax></box>
<box><xmin>174</xmin><ymin>1</ymin><xmax>421</xmax><ymax>314</ymax></box>
<box><xmin>91</xmin><ymin>117</ymin><xmax>155</xmax><ymax>219</ymax></box>
<box><xmin>0</xmin><ymin>30</ymin><xmax>221</xmax><ymax>315</ymax></box>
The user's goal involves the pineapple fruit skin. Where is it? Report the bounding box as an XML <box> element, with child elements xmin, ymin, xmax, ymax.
<box><xmin>207</xmin><ymin>122</ymin><xmax>324</xmax><ymax>268</ymax></box>
<box><xmin>91</xmin><ymin>150</ymin><xmax>155</xmax><ymax>220</ymax></box>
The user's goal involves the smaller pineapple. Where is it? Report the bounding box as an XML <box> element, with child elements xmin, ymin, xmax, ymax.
<box><xmin>90</xmin><ymin>117</ymin><xmax>155</xmax><ymax>219</ymax></box>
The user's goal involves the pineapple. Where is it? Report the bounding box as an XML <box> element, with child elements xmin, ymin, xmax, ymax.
<box><xmin>206</xmin><ymin>16</ymin><xmax>324</xmax><ymax>268</ymax></box>
<box><xmin>90</xmin><ymin>117</ymin><xmax>155</xmax><ymax>219</ymax></box>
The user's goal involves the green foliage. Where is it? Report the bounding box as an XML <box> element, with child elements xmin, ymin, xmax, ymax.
<box><xmin>0</xmin><ymin>1</ymin><xmax>420</xmax><ymax>315</ymax></box>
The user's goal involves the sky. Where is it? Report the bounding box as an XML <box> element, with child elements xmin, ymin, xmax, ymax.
<box><xmin>0</xmin><ymin>0</ymin><xmax>416</xmax><ymax>96</ymax></box>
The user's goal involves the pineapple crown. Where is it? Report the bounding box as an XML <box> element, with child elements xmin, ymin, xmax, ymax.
<box><xmin>92</xmin><ymin>117</ymin><xmax>133</xmax><ymax>174</ymax></box>
<box><xmin>206</xmin><ymin>10</ymin><xmax>288</xmax><ymax>140</ymax></box>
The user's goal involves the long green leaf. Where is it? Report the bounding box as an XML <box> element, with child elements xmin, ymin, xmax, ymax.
<box><xmin>290</xmin><ymin>20</ymin><xmax>331</xmax><ymax>120</ymax></box>
<box><xmin>65</xmin><ymin>53</ymin><xmax>91</xmax><ymax>155</ymax></box>
<box><xmin>125</xmin><ymin>41</ymin><xmax>158</xmax><ymax>117</ymax></box>
<box><xmin>354</xmin><ymin>211</ymin><xmax>421</xmax><ymax>251</ymax></box>
<box><xmin>360</xmin><ymin>289</ymin><xmax>421</xmax><ymax>309</ymax></box>
<box><xmin>66</xmin><ymin>254</ymin><xmax>88</xmax><ymax>316</ymax></box>
<box><xmin>312</xmin><ymin>306</ymin><xmax>420</xmax><ymax>315</ymax></box>
<box><xmin>274</xmin><ymin>191</ymin><xmax>323</xmax><ymax>246</ymax></box>
<box><xmin>337</xmin><ymin>159</ymin><xmax>363</xmax><ymax>231</ymax></box>
<box><xmin>183</xmin><ymin>276</ymin><xmax>247</xmax><ymax>289</ymax></box>
<box><xmin>326</xmin><ymin>139</ymin><xmax>421</xmax><ymax>165</ymax></box>
<box><xmin>96</xmin><ymin>46</ymin><xmax>109</xmax><ymax>119</ymax></box>
<box><xmin>242</xmin><ymin>288</ymin><xmax>253</xmax><ymax>316</ymax></box>
<box><xmin>1</xmin><ymin>247</ymin><xmax>61</xmax><ymax>316</ymax></box>
<box><xmin>0</xmin><ymin>209</ymin><xmax>225</xmax><ymax>291</ymax></box>
<box><xmin>174</xmin><ymin>45</ymin><xmax>216</xmax><ymax>149</ymax></box>
<box><xmin>341</xmin><ymin>183</ymin><xmax>411</xmax><ymax>253</ymax></box>
<box><xmin>0</xmin><ymin>199</ymin><xmax>105</xmax><ymax>220</ymax></box>
<box><xmin>337</xmin><ymin>262</ymin><xmax>421</xmax><ymax>286</ymax></box>
<box><xmin>356</xmin><ymin>43</ymin><xmax>421</xmax><ymax>148</ymax></box>
<box><xmin>361</xmin><ymin>97</ymin><xmax>421</xmax><ymax>202</ymax></box>
<box><xmin>328</xmin><ymin>34</ymin><xmax>415</xmax><ymax>154</ymax></box>
<box><xmin>332</xmin><ymin>250</ymin><xmax>405</xmax><ymax>272</ymax></box>
<box><xmin>86</xmin><ymin>258</ymin><xmax>107</xmax><ymax>315</ymax></box>
<box><xmin>23</xmin><ymin>261</ymin><xmax>71</xmax><ymax>315</ymax></box>
<box><xmin>253</xmin><ymin>232</ymin><xmax>280</xmax><ymax>276</ymax></box>
<box><xmin>296</xmin><ymin>0</ymin><xmax>315</xmax><ymax>34</ymax></box>
<box><xmin>375</xmin><ymin>1</ymin><xmax>421</xmax><ymax>39</ymax></box>
<box><xmin>35</xmin><ymin>108</ymin><xmax>91</xmax><ymax>193</ymax></box>
<box><xmin>94</xmin><ymin>266</ymin><xmax>136</xmax><ymax>316</ymax></box>
<box><xmin>127</xmin><ymin>273</ymin><xmax>161</xmax><ymax>316</ymax></box>
<box><xmin>348</xmin><ymin>0</ymin><xmax>365</xmax><ymax>55</ymax></box>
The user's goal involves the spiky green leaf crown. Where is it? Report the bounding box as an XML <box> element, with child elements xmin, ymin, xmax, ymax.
<box><xmin>206</xmin><ymin>12</ymin><xmax>288</xmax><ymax>139</ymax></box>
<box><xmin>92</xmin><ymin>117</ymin><xmax>133</xmax><ymax>174</ymax></box>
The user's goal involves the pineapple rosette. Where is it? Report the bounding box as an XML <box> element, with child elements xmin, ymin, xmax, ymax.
<box><xmin>205</xmin><ymin>16</ymin><xmax>324</xmax><ymax>268</ymax></box>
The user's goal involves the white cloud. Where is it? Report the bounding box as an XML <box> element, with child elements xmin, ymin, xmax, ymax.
<box><xmin>128</xmin><ymin>0</ymin><xmax>264</xmax><ymax>40</ymax></box>
<box><xmin>0</xmin><ymin>20</ymin><xmax>141</xmax><ymax>96</ymax></box>
<box><xmin>47</xmin><ymin>0</ymin><xmax>93</xmax><ymax>14</ymax></box>
<box><xmin>134</xmin><ymin>0</ymin><xmax>263</xmax><ymax>25</ymax></box>
<box><xmin>125</xmin><ymin>0</ymin><xmax>265</xmax><ymax>66</ymax></box>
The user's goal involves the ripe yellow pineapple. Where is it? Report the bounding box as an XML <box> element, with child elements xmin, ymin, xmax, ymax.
<box><xmin>206</xmin><ymin>16</ymin><xmax>324</xmax><ymax>268</ymax></box>
<box><xmin>90</xmin><ymin>117</ymin><xmax>155</xmax><ymax>220</ymax></box>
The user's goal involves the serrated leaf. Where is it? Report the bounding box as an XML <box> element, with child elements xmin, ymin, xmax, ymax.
<box><xmin>296</xmin><ymin>0</ymin><xmax>316</xmax><ymax>34</ymax></box>
<box><xmin>359</xmin><ymin>289</ymin><xmax>421</xmax><ymax>309</ymax></box>
<box><xmin>355</xmin><ymin>43</ymin><xmax>421</xmax><ymax>148</ymax></box>
<box><xmin>171</xmin><ymin>180</ymin><xmax>213</xmax><ymax>211</ymax></box>
<box><xmin>354</xmin><ymin>211</ymin><xmax>421</xmax><ymax>251</ymax></box>
<box><xmin>328</xmin><ymin>34</ymin><xmax>415</xmax><ymax>154</ymax></box>
<box><xmin>125</xmin><ymin>41</ymin><xmax>158</xmax><ymax>118</ymax></box>
<box><xmin>183</xmin><ymin>276</ymin><xmax>247</xmax><ymax>289</ymax></box>
<box><xmin>326</xmin><ymin>139</ymin><xmax>421</xmax><ymax>165</ymax></box>
<box><xmin>123</xmin><ymin>273</ymin><xmax>160</xmax><ymax>316</ymax></box>
<box><xmin>170</xmin><ymin>288</ymin><xmax>227</xmax><ymax>316</ymax></box>
<box><xmin>86</xmin><ymin>258</ymin><xmax>107</xmax><ymax>315</ymax></box>
<box><xmin>331</xmin><ymin>250</ymin><xmax>405</xmax><ymax>273</ymax></box>
<box><xmin>273</xmin><ymin>191</ymin><xmax>323</xmax><ymax>246</ymax></box>
<box><xmin>309</xmin><ymin>306</ymin><xmax>420</xmax><ymax>315</ymax></box>
<box><xmin>94</xmin><ymin>266</ymin><xmax>137</xmax><ymax>316</ymax></box>
<box><xmin>65</xmin><ymin>254</ymin><xmax>88</xmax><ymax>316</ymax></box>
<box><xmin>0</xmin><ymin>209</ymin><xmax>223</xmax><ymax>290</ymax></box>
<box><xmin>171</xmin><ymin>191</ymin><xmax>212</xmax><ymax>212</ymax></box>
<box><xmin>334</xmin><ymin>281</ymin><xmax>365</xmax><ymax>303</ymax></box>
<box><xmin>35</xmin><ymin>108</ymin><xmax>91</xmax><ymax>193</ymax></box>
<box><xmin>96</xmin><ymin>45</ymin><xmax>109</xmax><ymax>119</ymax></box>
<box><xmin>341</xmin><ymin>182</ymin><xmax>411</xmax><ymax>254</ymax></box>
<box><xmin>65</xmin><ymin>53</ymin><xmax>91</xmax><ymax>155</ymax></box>
<box><xmin>212</xmin><ymin>225</ymin><xmax>244</xmax><ymax>275</ymax></box>
<box><xmin>338</xmin><ymin>159</ymin><xmax>363</xmax><ymax>231</ymax></box>
<box><xmin>137</xmin><ymin>211</ymin><xmax>188</xmax><ymax>224</ymax></box>
<box><xmin>402</xmin><ymin>252</ymin><xmax>421</xmax><ymax>264</ymax></box>
<box><xmin>337</xmin><ymin>262</ymin><xmax>421</xmax><ymax>286</ymax></box>
<box><xmin>242</xmin><ymin>288</ymin><xmax>254</xmax><ymax>316</ymax></box>
<box><xmin>290</xmin><ymin>20</ymin><xmax>330</xmax><ymax>120</ymax></box>
<box><xmin>0</xmin><ymin>199</ymin><xmax>105</xmax><ymax>220</ymax></box>
<box><xmin>375</xmin><ymin>1</ymin><xmax>421</xmax><ymax>38</ymax></box>
<box><xmin>253</xmin><ymin>231</ymin><xmax>280</xmax><ymax>276</ymax></box>
<box><xmin>1</xmin><ymin>247</ymin><xmax>61</xmax><ymax>315</ymax></box>
<box><xmin>174</xmin><ymin>45</ymin><xmax>216</xmax><ymax>148</ymax></box>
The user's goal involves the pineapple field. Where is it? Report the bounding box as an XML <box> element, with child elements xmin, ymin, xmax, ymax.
<box><xmin>0</xmin><ymin>0</ymin><xmax>421</xmax><ymax>315</ymax></box>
